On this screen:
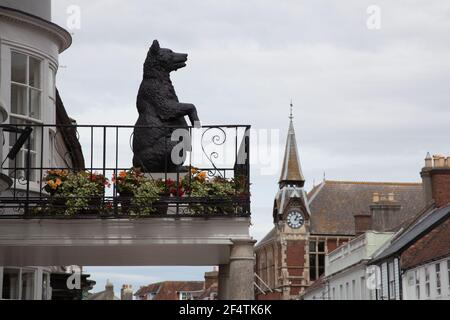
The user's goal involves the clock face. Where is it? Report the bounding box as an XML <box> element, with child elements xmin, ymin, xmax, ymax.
<box><xmin>286</xmin><ymin>210</ymin><xmax>304</xmax><ymax>229</ymax></box>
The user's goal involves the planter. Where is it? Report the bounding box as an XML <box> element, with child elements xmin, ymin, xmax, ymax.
<box><xmin>118</xmin><ymin>190</ymin><xmax>134</xmax><ymax>214</ymax></box>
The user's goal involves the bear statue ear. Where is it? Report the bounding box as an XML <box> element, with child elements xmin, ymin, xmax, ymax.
<box><xmin>150</xmin><ymin>40</ymin><xmax>160</xmax><ymax>55</ymax></box>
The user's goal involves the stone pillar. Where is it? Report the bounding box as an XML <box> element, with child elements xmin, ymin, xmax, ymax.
<box><xmin>218</xmin><ymin>264</ymin><xmax>230</xmax><ymax>300</ymax></box>
<box><xmin>228</xmin><ymin>239</ymin><xmax>257</xmax><ymax>300</ymax></box>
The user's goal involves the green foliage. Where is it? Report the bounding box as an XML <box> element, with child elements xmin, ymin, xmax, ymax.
<box><xmin>130</xmin><ymin>179</ymin><xmax>162</xmax><ymax>216</ymax></box>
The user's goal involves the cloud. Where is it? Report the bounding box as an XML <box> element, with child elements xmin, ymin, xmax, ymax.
<box><xmin>49</xmin><ymin>0</ymin><xmax>450</xmax><ymax>285</ymax></box>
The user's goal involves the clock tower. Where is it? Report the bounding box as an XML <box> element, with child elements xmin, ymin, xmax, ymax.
<box><xmin>255</xmin><ymin>103</ymin><xmax>312</xmax><ymax>300</ymax></box>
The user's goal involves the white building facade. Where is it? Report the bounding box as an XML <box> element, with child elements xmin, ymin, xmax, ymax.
<box><xmin>402</xmin><ymin>257</ymin><xmax>450</xmax><ymax>300</ymax></box>
<box><xmin>0</xmin><ymin>266</ymin><xmax>52</xmax><ymax>300</ymax></box>
<box><xmin>301</xmin><ymin>231</ymin><xmax>394</xmax><ymax>300</ymax></box>
<box><xmin>0</xmin><ymin>0</ymin><xmax>77</xmax><ymax>300</ymax></box>
<box><xmin>0</xmin><ymin>0</ymin><xmax>71</xmax><ymax>183</ymax></box>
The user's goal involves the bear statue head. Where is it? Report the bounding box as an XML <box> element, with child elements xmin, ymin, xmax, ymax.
<box><xmin>144</xmin><ymin>40</ymin><xmax>188</xmax><ymax>75</ymax></box>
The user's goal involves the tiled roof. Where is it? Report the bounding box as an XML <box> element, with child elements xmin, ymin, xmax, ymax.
<box><xmin>308</xmin><ymin>180</ymin><xmax>425</xmax><ymax>235</ymax></box>
<box><xmin>135</xmin><ymin>281</ymin><xmax>204</xmax><ymax>300</ymax></box>
<box><xmin>197</xmin><ymin>283</ymin><xmax>218</xmax><ymax>300</ymax></box>
<box><xmin>401</xmin><ymin>218</ymin><xmax>450</xmax><ymax>269</ymax></box>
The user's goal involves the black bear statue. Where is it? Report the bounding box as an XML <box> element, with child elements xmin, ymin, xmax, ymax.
<box><xmin>132</xmin><ymin>40</ymin><xmax>200</xmax><ymax>172</ymax></box>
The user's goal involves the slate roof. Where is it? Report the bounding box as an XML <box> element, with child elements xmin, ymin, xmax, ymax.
<box><xmin>371</xmin><ymin>204</ymin><xmax>450</xmax><ymax>263</ymax></box>
<box><xmin>308</xmin><ymin>180</ymin><xmax>425</xmax><ymax>235</ymax></box>
<box><xmin>55</xmin><ymin>89</ymin><xmax>85</xmax><ymax>170</ymax></box>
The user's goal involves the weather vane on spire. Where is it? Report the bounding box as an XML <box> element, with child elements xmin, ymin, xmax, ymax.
<box><xmin>289</xmin><ymin>100</ymin><xmax>294</xmax><ymax>120</ymax></box>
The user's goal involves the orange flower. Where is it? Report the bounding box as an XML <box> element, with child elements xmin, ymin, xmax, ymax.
<box><xmin>55</xmin><ymin>178</ymin><xmax>62</xmax><ymax>186</ymax></box>
<box><xmin>119</xmin><ymin>171</ymin><xmax>127</xmax><ymax>178</ymax></box>
<box><xmin>197</xmin><ymin>171</ymin><xmax>206</xmax><ymax>181</ymax></box>
<box><xmin>47</xmin><ymin>180</ymin><xmax>57</xmax><ymax>190</ymax></box>
<box><xmin>190</xmin><ymin>168</ymin><xmax>197</xmax><ymax>175</ymax></box>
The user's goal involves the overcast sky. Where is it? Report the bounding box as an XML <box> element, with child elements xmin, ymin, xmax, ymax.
<box><xmin>50</xmin><ymin>0</ymin><xmax>450</xmax><ymax>296</ymax></box>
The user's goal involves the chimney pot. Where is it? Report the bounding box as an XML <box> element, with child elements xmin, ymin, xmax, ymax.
<box><xmin>388</xmin><ymin>192</ymin><xmax>395</xmax><ymax>201</ymax></box>
<box><xmin>425</xmin><ymin>152</ymin><xmax>433</xmax><ymax>168</ymax></box>
<box><xmin>434</xmin><ymin>155</ymin><xmax>445</xmax><ymax>167</ymax></box>
<box><xmin>372</xmin><ymin>192</ymin><xmax>380</xmax><ymax>203</ymax></box>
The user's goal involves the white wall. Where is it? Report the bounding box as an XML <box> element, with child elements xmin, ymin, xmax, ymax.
<box><xmin>403</xmin><ymin>257</ymin><xmax>450</xmax><ymax>300</ymax></box>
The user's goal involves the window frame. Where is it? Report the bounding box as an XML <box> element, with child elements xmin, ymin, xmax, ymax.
<box><xmin>309</xmin><ymin>238</ymin><xmax>326</xmax><ymax>282</ymax></box>
<box><xmin>415</xmin><ymin>269</ymin><xmax>420</xmax><ymax>299</ymax></box>
<box><xmin>425</xmin><ymin>267</ymin><xmax>430</xmax><ymax>298</ymax></box>
<box><xmin>435</xmin><ymin>263</ymin><xmax>441</xmax><ymax>296</ymax></box>
<box><xmin>8</xmin><ymin>50</ymin><xmax>44</xmax><ymax>185</ymax></box>
<box><xmin>1</xmin><ymin>267</ymin><xmax>37</xmax><ymax>300</ymax></box>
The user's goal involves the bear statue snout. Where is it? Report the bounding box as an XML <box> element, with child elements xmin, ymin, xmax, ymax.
<box><xmin>172</xmin><ymin>53</ymin><xmax>188</xmax><ymax>70</ymax></box>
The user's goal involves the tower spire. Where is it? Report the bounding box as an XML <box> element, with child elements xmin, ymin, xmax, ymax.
<box><xmin>289</xmin><ymin>100</ymin><xmax>294</xmax><ymax>120</ymax></box>
<box><xmin>278</xmin><ymin>102</ymin><xmax>305</xmax><ymax>188</ymax></box>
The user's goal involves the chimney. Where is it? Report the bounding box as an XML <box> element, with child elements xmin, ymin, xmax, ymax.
<box><xmin>121</xmin><ymin>284</ymin><xmax>133</xmax><ymax>300</ymax></box>
<box><xmin>370</xmin><ymin>192</ymin><xmax>401</xmax><ymax>232</ymax></box>
<box><xmin>204</xmin><ymin>268</ymin><xmax>219</xmax><ymax>290</ymax></box>
<box><xmin>105</xmin><ymin>279</ymin><xmax>115</xmax><ymax>300</ymax></box>
<box><xmin>421</xmin><ymin>153</ymin><xmax>450</xmax><ymax>207</ymax></box>
<box><xmin>353</xmin><ymin>212</ymin><xmax>372</xmax><ymax>236</ymax></box>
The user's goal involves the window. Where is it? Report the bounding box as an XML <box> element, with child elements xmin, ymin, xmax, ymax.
<box><xmin>9</xmin><ymin>51</ymin><xmax>43</xmax><ymax>182</ymax></box>
<box><xmin>42</xmin><ymin>272</ymin><xmax>50</xmax><ymax>300</ymax></box>
<box><xmin>360</xmin><ymin>276</ymin><xmax>366</xmax><ymax>300</ymax></box>
<box><xmin>425</xmin><ymin>267</ymin><xmax>430</xmax><ymax>298</ymax></box>
<box><xmin>447</xmin><ymin>260</ymin><xmax>450</xmax><ymax>293</ymax></box>
<box><xmin>435</xmin><ymin>263</ymin><xmax>441</xmax><ymax>296</ymax></box>
<box><xmin>332</xmin><ymin>287</ymin><xmax>336</xmax><ymax>300</ymax></box>
<box><xmin>179</xmin><ymin>291</ymin><xmax>194</xmax><ymax>300</ymax></box>
<box><xmin>345</xmin><ymin>282</ymin><xmax>349</xmax><ymax>300</ymax></box>
<box><xmin>146</xmin><ymin>292</ymin><xmax>156</xmax><ymax>300</ymax></box>
<box><xmin>415</xmin><ymin>270</ymin><xmax>420</xmax><ymax>299</ymax></box>
<box><xmin>2</xmin><ymin>268</ymin><xmax>20</xmax><ymax>299</ymax></box>
<box><xmin>352</xmin><ymin>279</ymin><xmax>356</xmax><ymax>300</ymax></box>
<box><xmin>309</xmin><ymin>238</ymin><xmax>326</xmax><ymax>281</ymax></box>
<box><xmin>21</xmin><ymin>269</ymin><xmax>35</xmax><ymax>300</ymax></box>
<box><xmin>388</xmin><ymin>262</ymin><xmax>395</xmax><ymax>299</ymax></box>
<box><xmin>339</xmin><ymin>284</ymin><xmax>343</xmax><ymax>300</ymax></box>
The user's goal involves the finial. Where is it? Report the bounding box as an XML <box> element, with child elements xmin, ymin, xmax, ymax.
<box><xmin>289</xmin><ymin>100</ymin><xmax>294</xmax><ymax>120</ymax></box>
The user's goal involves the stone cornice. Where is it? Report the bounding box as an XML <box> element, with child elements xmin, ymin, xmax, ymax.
<box><xmin>0</xmin><ymin>5</ymin><xmax>72</xmax><ymax>53</ymax></box>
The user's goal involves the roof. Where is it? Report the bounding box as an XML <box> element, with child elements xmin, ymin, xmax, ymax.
<box><xmin>371</xmin><ymin>204</ymin><xmax>450</xmax><ymax>263</ymax></box>
<box><xmin>300</xmin><ymin>275</ymin><xmax>325</xmax><ymax>299</ymax></box>
<box><xmin>134</xmin><ymin>281</ymin><xmax>204</xmax><ymax>300</ymax></box>
<box><xmin>87</xmin><ymin>282</ymin><xmax>119</xmax><ymax>300</ymax></box>
<box><xmin>197</xmin><ymin>283</ymin><xmax>218</xmax><ymax>300</ymax></box>
<box><xmin>308</xmin><ymin>180</ymin><xmax>425</xmax><ymax>235</ymax></box>
<box><xmin>401</xmin><ymin>218</ymin><xmax>450</xmax><ymax>269</ymax></box>
<box><xmin>256</xmin><ymin>226</ymin><xmax>277</xmax><ymax>248</ymax></box>
<box><xmin>275</xmin><ymin>186</ymin><xmax>311</xmax><ymax>218</ymax></box>
<box><xmin>55</xmin><ymin>89</ymin><xmax>85</xmax><ymax>170</ymax></box>
<box><xmin>279</xmin><ymin>120</ymin><xmax>305</xmax><ymax>186</ymax></box>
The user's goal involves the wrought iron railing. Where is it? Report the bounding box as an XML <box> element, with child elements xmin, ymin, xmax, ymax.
<box><xmin>0</xmin><ymin>124</ymin><xmax>250</xmax><ymax>218</ymax></box>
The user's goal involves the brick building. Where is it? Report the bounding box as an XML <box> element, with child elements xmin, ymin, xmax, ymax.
<box><xmin>255</xmin><ymin>113</ymin><xmax>425</xmax><ymax>300</ymax></box>
<box><xmin>134</xmin><ymin>270</ymin><xmax>218</xmax><ymax>300</ymax></box>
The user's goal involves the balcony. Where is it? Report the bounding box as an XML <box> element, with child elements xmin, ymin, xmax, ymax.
<box><xmin>0</xmin><ymin>123</ymin><xmax>251</xmax><ymax>219</ymax></box>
